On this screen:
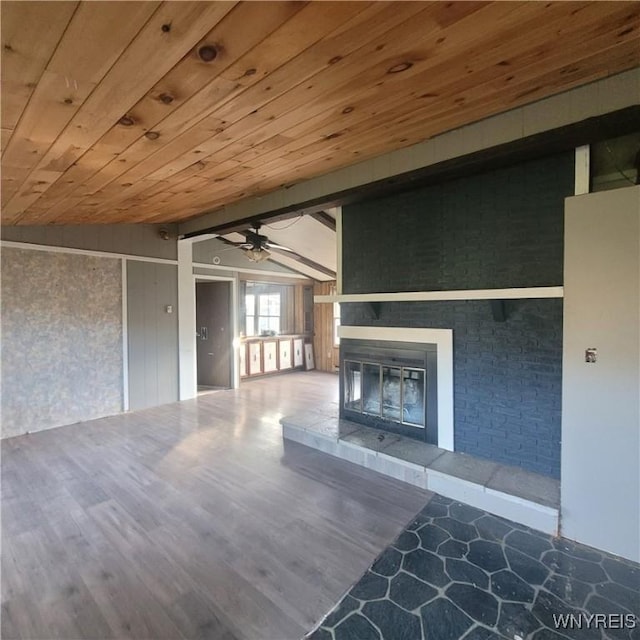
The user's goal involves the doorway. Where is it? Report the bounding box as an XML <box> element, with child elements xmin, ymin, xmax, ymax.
<box><xmin>196</xmin><ymin>280</ymin><xmax>232</xmax><ymax>390</ymax></box>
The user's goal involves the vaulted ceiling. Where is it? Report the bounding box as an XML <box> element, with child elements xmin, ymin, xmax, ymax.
<box><xmin>2</xmin><ymin>1</ymin><xmax>639</xmax><ymax>226</ymax></box>
<box><xmin>222</xmin><ymin>210</ymin><xmax>338</xmax><ymax>280</ymax></box>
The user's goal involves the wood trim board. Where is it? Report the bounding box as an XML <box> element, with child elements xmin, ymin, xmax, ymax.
<box><xmin>315</xmin><ymin>287</ymin><xmax>564</xmax><ymax>304</ymax></box>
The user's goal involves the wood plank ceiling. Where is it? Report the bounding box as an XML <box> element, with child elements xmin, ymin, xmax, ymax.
<box><xmin>2</xmin><ymin>1</ymin><xmax>639</xmax><ymax>226</ymax></box>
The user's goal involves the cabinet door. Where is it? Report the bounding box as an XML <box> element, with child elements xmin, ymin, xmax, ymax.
<box><xmin>279</xmin><ymin>339</ymin><xmax>292</xmax><ymax>370</ymax></box>
<box><xmin>263</xmin><ymin>341</ymin><xmax>278</xmax><ymax>373</ymax></box>
<box><xmin>248</xmin><ymin>342</ymin><xmax>262</xmax><ymax>375</ymax></box>
<box><xmin>293</xmin><ymin>338</ymin><xmax>304</xmax><ymax>367</ymax></box>
<box><xmin>239</xmin><ymin>343</ymin><xmax>247</xmax><ymax>377</ymax></box>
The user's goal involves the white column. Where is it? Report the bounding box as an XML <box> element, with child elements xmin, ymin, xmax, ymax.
<box><xmin>574</xmin><ymin>145</ymin><xmax>590</xmax><ymax>195</ymax></box>
<box><xmin>178</xmin><ymin>239</ymin><xmax>197</xmax><ymax>400</ymax></box>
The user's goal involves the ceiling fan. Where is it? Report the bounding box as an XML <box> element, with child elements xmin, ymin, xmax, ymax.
<box><xmin>226</xmin><ymin>222</ymin><xmax>295</xmax><ymax>263</ymax></box>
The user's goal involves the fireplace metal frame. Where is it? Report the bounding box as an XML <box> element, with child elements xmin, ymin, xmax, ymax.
<box><xmin>340</xmin><ymin>338</ymin><xmax>438</xmax><ymax>444</ymax></box>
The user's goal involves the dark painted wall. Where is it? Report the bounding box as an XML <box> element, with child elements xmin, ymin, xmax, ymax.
<box><xmin>343</xmin><ymin>154</ymin><xmax>573</xmax><ymax>293</ymax></box>
<box><xmin>341</xmin><ymin>153</ymin><xmax>574</xmax><ymax>478</ymax></box>
<box><xmin>342</xmin><ymin>300</ymin><xmax>563</xmax><ymax>477</ymax></box>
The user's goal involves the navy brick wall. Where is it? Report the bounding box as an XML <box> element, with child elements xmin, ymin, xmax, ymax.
<box><xmin>343</xmin><ymin>153</ymin><xmax>573</xmax><ymax>293</ymax></box>
<box><xmin>340</xmin><ymin>152</ymin><xmax>573</xmax><ymax>479</ymax></box>
<box><xmin>342</xmin><ymin>300</ymin><xmax>563</xmax><ymax>478</ymax></box>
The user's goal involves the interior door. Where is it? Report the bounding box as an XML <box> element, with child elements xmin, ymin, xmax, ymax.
<box><xmin>196</xmin><ymin>281</ymin><xmax>231</xmax><ymax>388</ymax></box>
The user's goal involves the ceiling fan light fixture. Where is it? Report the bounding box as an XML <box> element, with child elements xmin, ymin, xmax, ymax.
<box><xmin>243</xmin><ymin>246</ymin><xmax>271</xmax><ymax>263</ymax></box>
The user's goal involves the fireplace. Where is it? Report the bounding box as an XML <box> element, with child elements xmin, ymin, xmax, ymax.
<box><xmin>340</xmin><ymin>339</ymin><xmax>438</xmax><ymax>444</ymax></box>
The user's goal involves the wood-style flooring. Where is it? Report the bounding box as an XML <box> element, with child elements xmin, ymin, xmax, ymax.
<box><xmin>1</xmin><ymin>372</ymin><xmax>430</xmax><ymax>640</ymax></box>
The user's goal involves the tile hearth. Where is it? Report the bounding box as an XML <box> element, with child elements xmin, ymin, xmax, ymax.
<box><xmin>307</xmin><ymin>494</ymin><xmax>640</xmax><ymax>640</ymax></box>
<box><xmin>281</xmin><ymin>406</ymin><xmax>560</xmax><ymax>534</ymax></box>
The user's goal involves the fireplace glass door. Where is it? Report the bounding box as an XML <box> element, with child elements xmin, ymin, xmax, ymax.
<box><xmin>362</xmin><ymin>363</ymin><xmax>381</xmax><ymax>415</ymax></box>
<box><xmin>382</xmin><ymin>366</ymin><xmax>402</xmax><ymax>422</ymax></box>
<box><xmin>343</xmin><ymin>359</ymin><xmax>426</xmax><ymax>430</ymax></box>
<box><xmin>343</xmin><ymin>361</ymin><xmax>362</xmax><ymax>411</ymax></box>
<box><xmin>402</xmin><ymin>368</ymin><xmax>425</xmax><ymax>426</ymax></box>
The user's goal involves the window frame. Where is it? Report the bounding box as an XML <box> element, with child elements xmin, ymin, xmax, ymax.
<box><xmin>243</xmin><ymin>282</ymin><xmax>292</xmax><ymax>337</ymax></box>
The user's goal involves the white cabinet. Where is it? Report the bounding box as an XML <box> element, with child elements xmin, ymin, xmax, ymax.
<box><xmin>293</xmin><ymin>338</ymin><xmax>304</xmax><ymax>368</ymax></box>
<box><xmin>263</xmin><ymin>341</ymin><xmax>278</xmax><ymax>373</ymax></box>
<box><xmin>241</xmin><ymin>336</ymin><xmax>307</xmax><ymax>378</ymax></box>
<box><xmin>279</xmin><ymin>339</ymin><xmax>292</xmax><ymax>370</ymax></box>
<box><xmin>248</xmin><ymin>342</ymin><xmax>262</xmax><ymax>375</ymax></box>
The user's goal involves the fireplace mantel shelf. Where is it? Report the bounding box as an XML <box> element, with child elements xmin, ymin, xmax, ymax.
<box><xmin>314</xmin><ymin>286</ymin><xmax>563</xmax><ymax>304</ymax></box>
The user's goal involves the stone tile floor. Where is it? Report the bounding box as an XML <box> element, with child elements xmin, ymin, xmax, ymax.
<box><xmin>307</xmin><ymin>495</ymin><xmax>639</xmax><ymax>640</ymax></box>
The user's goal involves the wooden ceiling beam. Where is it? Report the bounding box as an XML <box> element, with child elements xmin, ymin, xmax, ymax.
<box><xmin>266</xmin><ymin>246</ymin><xmax>337</xmax><ymax>280</ymax></box>
<box><xmin>309</xmin><ymin>211</ymin><xmax>337</xmax><ymax>232</ymax></box>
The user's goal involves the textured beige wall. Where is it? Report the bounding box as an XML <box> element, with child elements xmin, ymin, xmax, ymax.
<box><xmin>1</xmin><ymin>248</ymin><xmax>123</xmax><ymax>438</ymax></box>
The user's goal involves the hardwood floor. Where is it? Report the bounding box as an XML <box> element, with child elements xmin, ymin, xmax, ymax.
<box><xmin>1</xmin><ymin>372</ymin><xmax>430</xmax><ymax>640</ymax></box>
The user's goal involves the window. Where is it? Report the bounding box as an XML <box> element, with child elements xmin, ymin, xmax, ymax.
<box><xmin>333</xmin><ymin>301</ymin><xmax>340</xmax><ymax>346</ymax></box>
<box><xmin>244</xmin><ymin>292</ymin><xmax>280</xmax><ymax>336</ymax></box>
<box><xmin>258</xmin><ymin>293</ymin><xmax>280</xmax><ymax>334</ymax></box>
<box><xmin>243</xmin><ymin>282</ymin><xmax>293</xmax><ymax>336</ymax></box>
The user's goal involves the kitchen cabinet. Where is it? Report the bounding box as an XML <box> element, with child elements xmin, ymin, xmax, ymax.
<box><xmin>263</xmin><ymin>341</ymin><xmax>278</xmax><ymax>373</ymax></box>
<box><xmin>248</xmin><ymin>342</ymin><xmax>262</xmax><ymax>375</ymax></box>
<box><xmin>279</xmin><ymin>339</ymin><xmax>292</xmax><ymax>370</ymax></box>
<box><xmin>240</xmin><ymin>335</ymin><xmax>308</xmax><ymax>378</ymax></box>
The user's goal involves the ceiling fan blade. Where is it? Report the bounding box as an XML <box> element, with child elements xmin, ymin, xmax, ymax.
<box><xmin>224</xmin><ymin>241</ymin><xmax>252</xmax><ymax>247</ymax></box>
<box><xmin>265</xmin><ymin>241</ymin><xmax>295</xmax><ymax>252</ymax></box>
<box><xmin>213</xmin><ymin>245</ymin><xmax>244</xmax><ymax>255</ymax></box>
